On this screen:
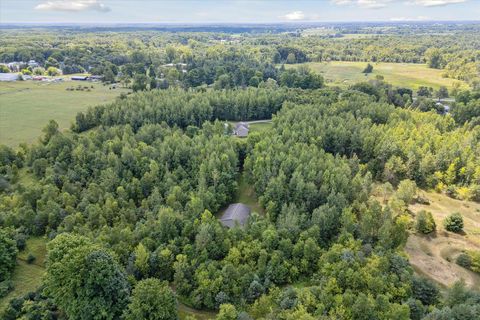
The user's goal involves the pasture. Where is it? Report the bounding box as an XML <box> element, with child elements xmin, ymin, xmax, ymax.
<box><xmin>292</xmin><ymin>61</ymin><xmax>467</xmax><ymax>91</ymax></box>
<box><xmin>0</xmin><ymin>79</ymin><xmax>129</xmax><ymax>147</ymax></box>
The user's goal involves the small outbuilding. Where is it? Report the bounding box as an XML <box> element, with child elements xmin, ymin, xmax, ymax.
<box><xmin>234</xmin><ymin>122</ymin><xmax>249</xmax><ymax>138</ymax></box>
<box><xmin>0</xmin><ymin>73</ymin><xmax>20</xmax><ymax>82</ymax></box>
<box><xmin>220</xmin><ymin>203</ymin><xmax>251</xmax><ymax>228</ymax></box>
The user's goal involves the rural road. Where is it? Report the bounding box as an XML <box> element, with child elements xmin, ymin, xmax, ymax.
<box><xmin>243</xmin><ymin>119</ymin><xmax>272</xmax><ymax>124</ymax></box>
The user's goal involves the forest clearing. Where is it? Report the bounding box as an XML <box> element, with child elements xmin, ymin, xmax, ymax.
<box><xmin>293</xmin><ymin>61</ymin><xmax>468</xmax><ymax>90</ymax></box>
<box><xmin>406</xmin><ymin>191</ymin><xmax>480</xmax><ymax>289</ymax></box>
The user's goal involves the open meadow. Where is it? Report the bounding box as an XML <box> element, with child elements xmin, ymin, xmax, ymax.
<box><xmin>406</xmin><ymin>191</ymin><xmax>480</xmax><ymax>289</ymax></box>
<box><xmin>291</xmin><ymin>61</ymin><xmax>468</xmax><ymax>91</ymax></box>
<box><xmin>0</xmin><ymin>79</ymin><xmax>129</xmax><ymax>147</ymax></box>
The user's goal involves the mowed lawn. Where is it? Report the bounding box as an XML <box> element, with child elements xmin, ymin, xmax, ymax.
<box><xmin>292</xmin><ymin>61</ymin><xmax>468</xmax><ymax>91</ymax></box>
<box><xmin>0</xmin><ymin>80</ymin><xmax>129</xmax><ymax>147</ymax></box>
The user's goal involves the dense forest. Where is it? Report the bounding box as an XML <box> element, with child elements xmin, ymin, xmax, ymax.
<box><xmin>1</xmin><ymin>22</ymin><xmax>480</xmax><ymax>320</ymax></box>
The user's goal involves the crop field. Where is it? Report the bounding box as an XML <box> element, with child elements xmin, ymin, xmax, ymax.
<box><xmin>0</xmin><ymin>79</ymin><xmax>129</xmax><ymax>147</ymax></box>
<box><xmin>291</xmin><ymin>61</ymin><xmax>468</xmax><ymax>91</ymax></box>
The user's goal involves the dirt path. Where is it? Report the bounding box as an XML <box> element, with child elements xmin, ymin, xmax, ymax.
<box><xmin>244</xmin><ymin>119</ymin><xmax>272</xmax><ymax>124</ymax></box>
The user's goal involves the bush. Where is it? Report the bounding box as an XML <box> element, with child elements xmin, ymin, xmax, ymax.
<box><xmin>468</xmin><ymin>251</ymin><xmax>480</xmax><ymax>273</ymax></box>
<box><xmin>416</xmin><ymin>196</ymin><xmax>430</xmax><ymax>205</ymax></box>
<box><xmin>26</xmin><ymin>253</ymin><xmax>36</xmax><ymax>264</ymax></box>
<box><xmin>396</xmin><ymin>179</ymin><xmax>418</xmax><ymax>205</ymax></box>
<box><xmin>0</xmin><ymin>280</ymin><xmax>14</xmax><ymax>298</ymax></box>
<box><xmin>14</xmin><ymin>233</ymin><xmax>26</xmax><ymax>251</ymax></box>
<box><xmin>412</xmin><ymin>277</ymin><xmax>439</xmax><ymax>306</ymax></box>
<box><xmin>456</xmin><ymin>253</ymin><xmax>471</xmax><ymax>269</ymax></box>
<box><xmin>0</xmin><ymin>230</ymin><xmax>18</xmax><ymax>282</ymax></box>
<box><xmin>363</xmin><ymin>63</ymin><xmax>373</xmax><ymax>74</ymax></box>
<box><xmin>416</xmin><ymin>210</ymin><xmax>436</xmax><ymax>234</ymax></box>
<box><xmin>443</xmin><ymin>213</ymin><xmax>464</xmax><ymax>233</ymax></box>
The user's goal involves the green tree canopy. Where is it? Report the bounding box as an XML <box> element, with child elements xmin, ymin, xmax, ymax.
<box><xmin>123</xmin><ymin>278</ymin><xmax>178</xmax><ymax>320</ymax></box>
<box><xmin>45</xmin><ymin>233</ymin><xmax>130</xmax><ymax>320</ymax></box>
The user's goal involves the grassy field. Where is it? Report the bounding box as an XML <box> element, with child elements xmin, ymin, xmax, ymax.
<box><xmin>0</xmin><ymin>237</ymin><xmax>47</xmax><ymax>313</ymax></box>
<box><xmin>0</xmin><ymin>79</ymin><xmax>129</xmax><ymax>147</ymax></box>
<box><xmin>235</xmin><ymin>172</ymin><xmax>264</xmax><ymax>215</ymax></box>
<box><xmin>291</xmin><ymin>61</ymin><xmax>467</xmax><ymax>91</ymax></box>
<box><xmin>178</xmin><ymin>303</ymin><xmax>216</xmax><ymax>320</ymax></box>
<box><xmin>227</xmin><ymin>120</ymin><xmax>273</xmax><ymax>135</ymax></box>
<box><xmin>405</xmin><ymin>191</ymin><xmax>480</xmax><ymax>289</ymax></box>
<box><xmin>248</xmin><ymin>121</ymin><xmax>272</xmax><ymax>133</ymax></box>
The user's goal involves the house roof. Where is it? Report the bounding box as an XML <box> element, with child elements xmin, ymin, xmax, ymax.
<box><xmin>220</xmin><ymin>203</ymin><xmax>251</xmax><ymax>228</ymax></box>
<box><xmin>236</xmin><ymin>126</ymin><xmax>249</xmax><ymax>137</ymax></box>
<box><xmin>235</xmin><ymin>122</ymin><xmax>249</xmax><ymax>130</ymax></box>
<box><xmin>0</xmin><ymin>73</ymin><xmax>19</xmax><ymax>81</ymax></box>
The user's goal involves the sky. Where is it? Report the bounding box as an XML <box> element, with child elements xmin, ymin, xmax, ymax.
<box><xmin>0</xmin><ymin>0</ymin><xmax>479</xmax><ymax>24</ymax></box>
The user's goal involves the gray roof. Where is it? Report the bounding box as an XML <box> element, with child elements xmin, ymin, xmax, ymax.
<box><xmin>0</xmin><ymin>73</ymin><xmax>19</xmax><ymax>81</ymax></box>
<box><xmin>235</xmin><ymin>122</ymin><xmax>249</xmax><ymax>130</ymax></box>
<box><xmin>235</xmin><ymin>126</ymin><xmax>249</xmax><ymax>137</ymax></box>
<box><xmin>220</xmin><ymin>203</ymin><xmax>251</xmax><ymax>228</ymax></box>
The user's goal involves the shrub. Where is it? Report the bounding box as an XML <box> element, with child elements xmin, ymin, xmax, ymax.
<box><xmin>456</xmin><ymin>253</ymin><xmax>471</xmax><ymax>269</ymax></box>
<box><xmin>396</xmin><ymin>179</ymin><xmax>417</xmax><ymax>205</ymax></box>
<box><xmin>0</xmin><ymin>230</ymin><xmax>18</xmax><ymax>282</ymax></box>
<box><xmin>443</xmin><ymin>213</ymin><xmax>464</xmax><ymax>233</ymax></box>
<box><xmin>412</xmin><ymin>277</ymin><xmax>439</xmax><ymax>306</ymax></box>
<box><xmin>468</xmin><ymin>251</ymin><xmax>480</xmax><ymax>273</ymax></box>
<box><xmin>363</xmin><ymin>63</ymin><xmax>373</xmax><ymax>74</ymax></box>
<box><xmin>14</xmin><ymin>233</ymin><xmax>26</xmax><ymax>251</ymax></box>
<box><xmin>416</xmin><ymin>196</ymin><xmax>430</xmax><ymax>205</ymax></box>
<box><xmin>0</xmin><ymin>280</ymin><xmax>14</xmax><ymax>298</ymax></box>
<box><xmin>416</xmin><ymin>210</ymin><xmax>436</xmax><ymax>234</ymax></box>
<box><xmin>26</xmin><ymin>253</ymin><xmax>36</xmax><ymax>264</ymax></box>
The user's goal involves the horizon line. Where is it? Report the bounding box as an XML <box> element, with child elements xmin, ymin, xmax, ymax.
<box><xmin>1</xmin><ymin>20</ymin><xmax>479</xmax><ymax>25</ymax></box>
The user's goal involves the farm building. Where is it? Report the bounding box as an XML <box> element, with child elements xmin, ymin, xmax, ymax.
<box><xmin>234</xmin><ymin>122</ymin><xmax>249</xmax><ymax>137</ymax></box>
<box><xmin>219</xmin><ymin>203</ymin><xmax>251</xmax><ymax>228</ymax></box>
<box><xmin>0</xmin><ymin>73</ymin><xmax>20</xmax><ymax>81</ymax></box>
<box><xmin>28</xmin><ymin>60</ymin><xmax>39</xmax><ymax>68</ymax></box>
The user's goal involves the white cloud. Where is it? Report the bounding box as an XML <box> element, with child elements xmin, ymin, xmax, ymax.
<box><xmin>411</xmin><ymin>0</ymin><xmax>466</xmax><ymax>6</ymax></box>
<box><xmin>281</xmin><ymin>11</ymin><xmax>306</xmax><ymax>21</ymax></box>
<box><xmin>358</xmin><ymin>0</ymin><xmax>389</xmax><ymax>8</ymax></box>
<box><xmin>35</xmin><ymin>0</ymin><xmax>111</xmax><ymax>12</ymax></box>
<box><xmin>331</xmin><ymin>0</ymin><xmax>392</xmax><ymax>9</ymax></box>
<box><xmin>390</xmin><ymin>15</ymin><xmax>430</xmax><ymax>21</ymax></box>
<box><xmin>331</xmin><ymin>0</ymin><xmax>354</xmax><ymax>4</ymax></box>
<box><xmin>332</xmin><ymin>0</ymin><xmax>467</xmax><ymax>8</ymax></box>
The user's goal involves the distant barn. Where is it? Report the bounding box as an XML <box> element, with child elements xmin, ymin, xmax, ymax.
<box><xmin>220</xmin><ymin>203</ymin><xmax>251</xmax><ymax>228</ymax></box>
<box><xmin>234</xmin><ymin>122</ymin><xmax>249</xmax><ymax>137</ymax></box>
<box><xmin>0</xmin><ymin>73</ymin><xmax>19</xmax><ymax>82</ymax></box>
